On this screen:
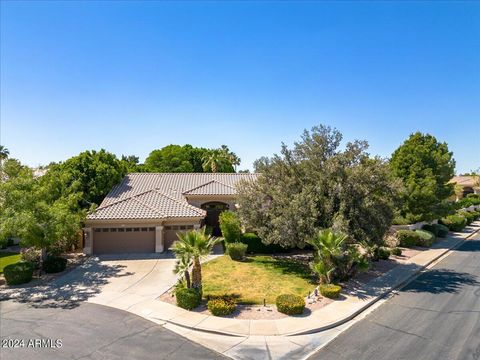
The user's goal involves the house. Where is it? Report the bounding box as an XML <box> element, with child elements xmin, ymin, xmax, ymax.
<box><xmin>450</xmin><ymin>175</ymin><xmax>480</xmax><ymax>200</ymax></box>
<box><xmin>83</xmin><ymin>173</ymin><xmax>257</xmax><ymax>254</ymax></box>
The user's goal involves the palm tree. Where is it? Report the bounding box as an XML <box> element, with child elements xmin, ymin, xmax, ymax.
<box><xmin>0</xmin><ymin>146</ymin><xmax>9</xmax><ymax>162</ymax></box>
<box><xmin>219</xmin><ymin>145</ymin><xmax>241</xmax><ymax>171</ymax></box>
<box><xmin>202</xmin><ymin>150</ymin><xmax>221</xmax><ymax>173</ymax></box>
<box><xmin>173</xmin><ymin>254</ymin><xmax>192</xmax><ymax>288</ymax></box>
<box><xmin>307</xmin><ymin>229</ymin><xmax>347</xmax><ymax>284</ymax></box>
<box><xmin>172</xmin><ymin>227</ymin><xmax>221</xmax><ymax>291</ymax></box>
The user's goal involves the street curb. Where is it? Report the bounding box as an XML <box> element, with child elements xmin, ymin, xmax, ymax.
<box><xmin>288</xmin><ymin>224</ymin><xmax>480</xmax><ymax>336</ymax></box>
<box><xmin>155</xmin><ymin>224</ymin><xmax>480</xmax><ymax>337</ymax></box>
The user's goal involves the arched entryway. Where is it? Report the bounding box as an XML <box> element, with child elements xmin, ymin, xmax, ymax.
<box><xmin>201</xmin><ymin>202</ymin><xmax>229</xmax><ymax>236</ymax></box>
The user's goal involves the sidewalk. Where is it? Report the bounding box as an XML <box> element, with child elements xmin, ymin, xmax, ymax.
<box><xmin>124</xmin><ymin>222</ymin><xmax>480</xmax><ymax>337</ymax></box>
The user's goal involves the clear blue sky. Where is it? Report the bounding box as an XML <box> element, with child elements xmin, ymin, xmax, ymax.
<box><xmin>1</xmin><ymin>1</ymin><xmax>479</xmax><ymax>173</ymax></box>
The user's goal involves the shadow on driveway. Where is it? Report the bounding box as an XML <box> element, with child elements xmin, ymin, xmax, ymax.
<box><xmin>0</xmin><ymin>258</ymin><xmax>133</xmax><ymax>309</ymax></box>
<box><xmin>401</xmin><ymin>268</ymin><xmax>479</xmax><ymax>295</ymax></box>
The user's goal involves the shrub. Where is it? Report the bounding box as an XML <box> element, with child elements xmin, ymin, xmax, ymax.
<box><xmin>20</xmin><ymin>248</ymin><xmax>42</xmax><ymax>269</ymax></box>
<box><xmin>390</xmin><ymin>247</ymin><xmax>402</xmax><ymax>256</ymax></box>
<box><xmin>219</xmin><ymin>211</ymin><xmax>242</xmax><ymax>244</ymax></box>
<box><xmin>396</xmin><ymin>230</ymin><xmax>420</xmax><ymax>247</ymax></box>
<box><xmin>207</xmin><ymin>297</ymin><xmax>236</xmax><ymax>316</ymax></box>
<box><xmin>226</xmin><ymin>243</ymin><xmax>248</xmax><ymax>261</ymax></box>
<box><xmin>43</xmin><ymin>256</ymin><xmax>67</xmax><ymax>273</ymax></box>
<box><xmin>377</xmin><ymin>247</ymin><xmax>391</xmax><ymax>260</ymax></box>
<box><xmin>433</xmin><ymin>224</ymin><xmax>449</xmax><ymax>238</ymax></box>
<box><xmin>276</xmin><ymin>294</ymin><xmax>305</xmax><ymax>315</ymax></box>
<box><xmin>175</xmin><ymin>288</ymin><xmax>201</xmax><ymax>310</ymax></box>
<box><xmin>240</xmin><ymin>233</ymin><xmax>285</xmax><ymax>254</ymax></box>
<box><xmin>3</xmin><ymin>261</ymin><xmax>34</xmax><ymax>285</ymax></box>
<box><xmin>440</xmin><ymin>214</ymin><xmax>467</xmax><ymax>232</ymax></box>
<box><xmin>392</xmin><ymin>216</ymin><xmax>410</xmax><ymax>225</ymax></box>
<box><xmin>458</xmin><ymin>211</ymin><xmax>475</xmax><ymax>225</ymax></box>
<box><xmin>415</xmin><ymin>230</ymin><xmax>436</xmax><ymax>247</ymax></box>
<box><xmin>319</xmin><ymin>284</ymin><xmax>342</xmax><ymax>299</ymax></box>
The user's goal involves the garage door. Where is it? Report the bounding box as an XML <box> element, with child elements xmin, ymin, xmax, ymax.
<box><xmin>93</xmin><ymin>227</ymin><xmax>155</xmax><ymax>254</ymax></box>
<box><xmin>164</xmin><ymin>225</ymin><xmax>195</xmax><ymax>250</ymax></box>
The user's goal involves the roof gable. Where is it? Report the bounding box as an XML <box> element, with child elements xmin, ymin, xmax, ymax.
<box><xmin>183</xmin><ymin>180</ymin><xmax>236</xmax><ymax>196</ymax></box>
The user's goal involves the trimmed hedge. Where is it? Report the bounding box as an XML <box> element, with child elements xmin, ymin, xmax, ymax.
<box><xmin>440</xmin><ymin>214</ymin><xmax>467</xmax><ymax>232</ymax></box>
<box><xmin>458</xmin><ymin>211</ymin><xmax>476</xmax><ymax>225</ymax></box>
<box><xmin>175</xmin><ymin>288</ymin><xmax>201</xmax><ymax>310</ymax></box>
<box><xmin>226</xmin><ymin>242</ymin><xmax>248</xmax><ymax>261</ymax></box>
<box><xmin>377</xmin><ymin>247</ymin><xmax>391</xmax><ymax>260</ymax></box>
<box><xmin>4</xmin><ymin>261</ymin><xmax>34</xmax><ymax>285</ymax></box>
<box><xmin>396</xmin><ymin>230</ymin><xmax>420</xmax><ymax>247</ymax></box>
<box><xmin>390</xmin><ymin>247</ymin><xmax>402</xmax><ymax>256</ymax></box>
<box><xmin>422</xmin><ymin>223</ymin><xmax>449</xmax><ymax>238</ymax></box>
<box><xmin>319</xmin><ymin>284</ymin><xmax>342</xmax><ymax>299</ymax></box>
<box><xmin>43</xmin><ymin>256</ymin><xmax>67</xmax><ymax>273</ymax></box>
<box><xmin>276</xmin><ymin>294</ymin><xmax>305</xmax><ymax>315</ymax></box>
<box><xmin>240</xmin><ymin>233</ymin><xmax>285</xmax><ymax>254</ymax></box>
<box><xmin>415</xmin><ymin>230</ymin><xmax>436</xmax><ymax>247</ymax></box>
<box><xmin>207</xmin><ymin>297</ymin><xmax>236</xmax><ymax>316</ymax></box>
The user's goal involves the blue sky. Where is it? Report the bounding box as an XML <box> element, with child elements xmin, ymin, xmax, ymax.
<box><xmin>1</xmin><ymin>1</ymin><xmax>479</xmax><ymax>173</ymax></box>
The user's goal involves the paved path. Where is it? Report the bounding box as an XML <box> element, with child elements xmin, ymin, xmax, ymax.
<box><xmin>308</xmin><ymin>231</ymin><xmax>480</xmax><ymax>360</ymax></box>
<box><xmin>0</xmin><ymin>300</ymin><xmax>226</xmax><ymax>360</ymax></box>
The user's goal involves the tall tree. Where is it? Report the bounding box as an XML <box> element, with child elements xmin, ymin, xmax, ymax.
<box><xmin>0</xmin><ymin>145</ymin><xmax>9</xmax><ymax>163</ymax></box>
<box><xmin>145</xmin><ymin>145</ymin><xmax>195</xmax><ymax>172</ymax></box>
<box><xmin>390</xmin><ymin>132</ymin><xmax>455</xmax><ymax>222</ymax></box>
<box><xmin>237</xmin><ymin>125</ymin><xmax>401</xmax><ymax>248</ymax></box>
<box><xmin>44</xmin><ymin>149</ymin><xmax>127</xmax><ymax>208</ymax></box>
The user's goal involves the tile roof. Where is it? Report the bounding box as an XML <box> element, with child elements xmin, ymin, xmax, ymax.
<box><xmin>450</xmin><ymin>176</ymin><xmax>479</xmax><ymax>188</ymax></box>
<box><xmin>87</xmin><ymin>173</ymin><xmax>257</xmax><ymax>220</ymax></box>
<box><xmin>183</xmin><ymin>180</ymin><xmax>236</xmax><ymax>195</ymax></box>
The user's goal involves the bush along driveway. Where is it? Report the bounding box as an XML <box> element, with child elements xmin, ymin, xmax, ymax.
<box><xmin>145</xmin><ymin>222</ymin><xmax>480</xmax><ymax>337</ymax></box>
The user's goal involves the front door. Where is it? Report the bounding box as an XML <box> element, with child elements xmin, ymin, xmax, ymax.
<box><xmin>201</xmin><ymin>202</ymin><xmax>229</xmax><ymax>236</ymax></box>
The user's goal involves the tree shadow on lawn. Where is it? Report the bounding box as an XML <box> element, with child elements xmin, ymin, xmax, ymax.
<box><xmin>0</xmin><ymin>258</ymin><xmax>134</xmax><ymax>309</ymax></box>
<box><xmin>248</xmin><ymin>256</ymin><xmax>316</xmax><ymax>283</ymax></box>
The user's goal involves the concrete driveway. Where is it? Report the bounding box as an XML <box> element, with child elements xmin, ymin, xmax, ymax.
<box><xmin>0</xmin><ymin>253</ymin><xmax>179</xmax><ymax>311</ymax></box>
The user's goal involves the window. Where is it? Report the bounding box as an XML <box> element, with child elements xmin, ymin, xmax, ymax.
<box><xmin>186</xmin><ymin>225</ymin><xmax>194</xmax><ymax>230</ymax></box>
<box><xmin>110</xmin><ymin>228</ymin><xmax>117</xmax><ymax>232</ymax></box>
<box><xmin>94</xmin><ymin>228</ymin><xmax>101</xmax><ymax>233</ymax></box>
<box><xmin>180</xmin><ymin>226</ymin><xmax>186</xmax><ymax>230</ymax></box>
<box><xmin>165</xmin><ymin>226</ymin><xmax>172</xmax><ymax>230</ymax></box>
<box><xmin>126</xmin><ymin>228</ymin><xmax>132</xmax><ymax>232</ymax></box>
<box><xmin>149</xmin><ymin>227</ymin><xmax>155</xmax><ymax>231</ymax></box>
<box><xmin>133</xmin><ymin>228</ymin><xmax>140</xmax><ymax>232</ymax></box>
<box><xmin>102</xmin><ymin>228</ymin><xmax>109</xmax><ymax>232</ymax></box>
<box><xmin>118</xmin><ymin>228</ymin><xmax>125</xmax><ymax>232</ymax></box>
<box><xmin>141</xmin><ymin>227</ymin><xmax>148</xmax><ymax>232</ymax></box>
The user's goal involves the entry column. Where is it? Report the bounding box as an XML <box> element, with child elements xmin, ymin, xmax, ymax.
<box><xmin>155</xmin><ymin>225</ymin><xmax>164</xmax><ymax>253</ymax></box>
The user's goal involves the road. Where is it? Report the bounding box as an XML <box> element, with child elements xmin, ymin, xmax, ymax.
<box><xmin>309</xmin><ymin>231</ymin><xmax>480</xmax><ymax>360</ymax></box>
<box><xmin>0</xmin><ymin>301</ymin><xmax>226</xmax><ymax>360</ymax></box>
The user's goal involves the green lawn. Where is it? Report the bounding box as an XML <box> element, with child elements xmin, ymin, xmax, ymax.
<box><xmin>202</xmin><ymin>255</ymin><xmax>316</xmax><ymax>304</ymax></box>
<box><xmin>0</xmin><ymin>252</ymin><xmax>22</xmax><ymax>274</ymax></box>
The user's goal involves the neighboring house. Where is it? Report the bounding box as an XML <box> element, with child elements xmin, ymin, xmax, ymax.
<box><xmin>450</xmin><ymin>175</ymin><xmax>480</xmax><ymax>200</ymax></box>
<box><xmin>83</xmin><ymin>173</ymin><xmax>257</xmax><ymax>254</ymax></box>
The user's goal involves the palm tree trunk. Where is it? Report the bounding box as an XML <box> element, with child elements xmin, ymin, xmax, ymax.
<box><xmin>184</xmin><ymin>269</ymin><xmax>191</xmax><ymax>288</ymax></box>
<box><xmin>191</xmin><ymin>256</ymin><xmax>202</xmax><ymax>290</ymax></box>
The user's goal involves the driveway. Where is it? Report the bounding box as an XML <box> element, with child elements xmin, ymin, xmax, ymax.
<box><xmin>0</xmin><ymin>300</ymin><xmax>226</xmax><ymax>360</ymax></box>
<box><xmin>0</xmin><ymin>253</ymin><xmax>179</xmax><ymax>310</ymax></box>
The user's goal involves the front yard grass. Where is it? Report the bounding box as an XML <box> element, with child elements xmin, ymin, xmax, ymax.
<box><xmin>0</xmin><ymin>252</ymin><xmax>21</xmax><ymax>274</ymax></box>
<box><xmin>202</xmin><ymin>255</ymin><xmax>316</xmax><ymax>304</ymax></box>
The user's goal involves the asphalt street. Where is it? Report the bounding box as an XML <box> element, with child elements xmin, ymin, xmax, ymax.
<box><xmin>0</xmin><ymin>300</ymin><xmax>226</xmax><ymax>360</ymax></box>
<box><xmin>309</xmin><ymin>231</ymin><xmax>480</xmax><ymax>360</ymax></box>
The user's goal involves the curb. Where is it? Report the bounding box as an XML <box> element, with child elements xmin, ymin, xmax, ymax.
<box><xmin>156</xmin><ymin>224</ymin><xmax>479</xmax><ymax>337</ymax></box>
<box><xmin>288</xmin><ymin>225</ymin><xmax>479</xmax><ymax>336</ymax></box>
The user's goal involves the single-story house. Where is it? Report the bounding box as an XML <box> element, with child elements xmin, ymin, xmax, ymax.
<box><xmin>450</xmin><ymin>175</ymin><xmax>480</xmax><ymax>200</ymax></box>
<box><xmin>83</xmin><ymin>173</ymin><xmax>257</xmax><ymax>254</ymax></box>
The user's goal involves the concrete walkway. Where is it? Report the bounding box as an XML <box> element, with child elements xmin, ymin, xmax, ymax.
<box><xmin>126</xmin><ymin>222</ymin><xmax>480</xmax><ymax>338</ymax></box>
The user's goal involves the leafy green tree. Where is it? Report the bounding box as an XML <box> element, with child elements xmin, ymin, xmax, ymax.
<box><xmin>219</xmin><ymin>211</ymin><xmax>242</xmax><ymax>243</ymax></box>
<box><xmin>172</xmin><ymin>228</ymin><xmax>221</xmax><ymax>291</ymax></box>
<box><xmin>121</xmin><ymin>154</ymin><xmax>141</xmax><ymax>173</ymax></box>
<box><xmin>390</xmin><ymin>132</ymin><xmax>455</xmax><ymax>222</ymax></box>
<box><xmin>0</xmin><ymin>162</ymin><xmax>84</xmax><ymax>260</ymax></box>
<box><xmin>237</xmin><ymin>125</ymin><xmax>400</xmax><ymax>248</ymax></box>
<box><xmin>45</xmin><ymin>149</ymin><xmax>127</xmax><ymax>207</ymax></box>
<box><xmin>145</xmin><ymin>145</ymin><xmax>195</xmax><ymax>172</ymax></box>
